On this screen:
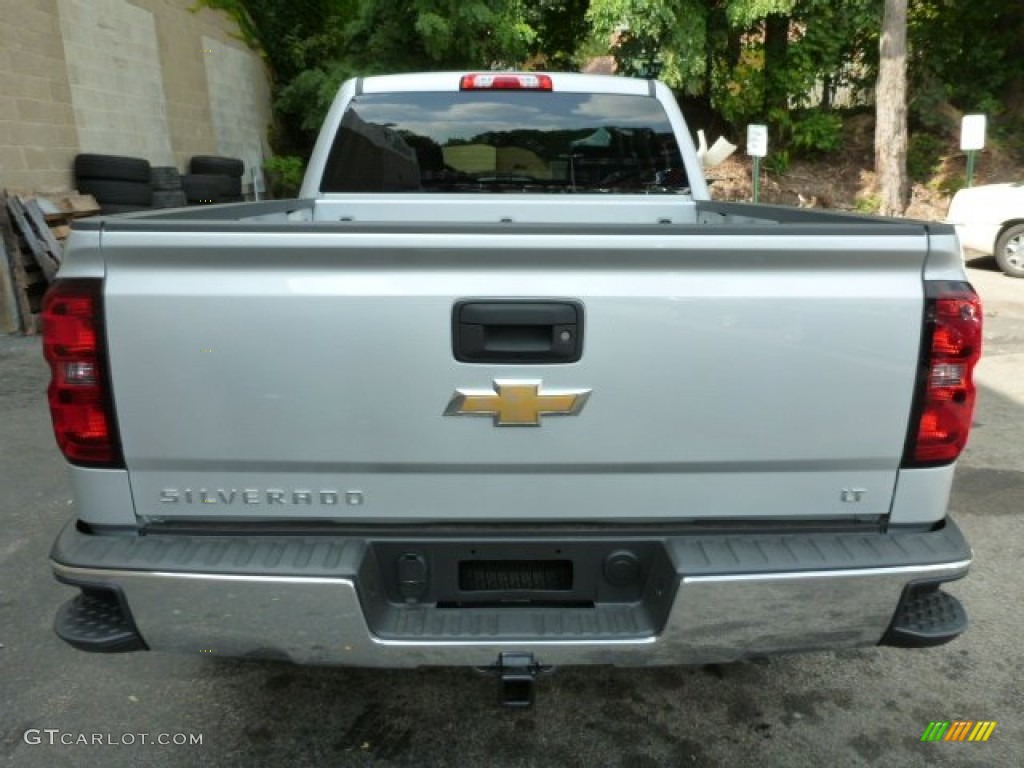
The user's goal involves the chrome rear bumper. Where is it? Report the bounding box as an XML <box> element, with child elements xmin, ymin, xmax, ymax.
<box><xmin>51</xmin><ymin>521</ymin><xmax>971</xmax><ymax>667</ymax></box>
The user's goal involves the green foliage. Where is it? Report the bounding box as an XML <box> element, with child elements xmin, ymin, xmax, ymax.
<box><xmin>789</xmin><ymin>111</ymin><xmax>843</xmax><ymax>154</ymax></box>
<box><xmin>194</xmin><ymin>0</ymin><xmax>351</xmax><ymax>80</ymax></box>
<box><xmin>525</xmin><ymin>0</ymin><xmax>591</xmax><ymax>69</ymax></box>
<box><xmin>908</xmin><ymin>74</ymin><xmax>956</xmax><ymax>134</ymax></box>
<box><xmin>275</xmin><ymin>63</ymin><xmax>352</xmax><ymax>134</ymax></box>
<box><xmin>763</xmin><ymin>149</ymin><xmax>790</xmax><ymax>176</ymax></box>
<box><xmin>786</xmin><ymin>0</ymin><xmax>880</xmax><ymax>106</ymax></box>
<box><xmin>197</xmin><ymin>0</ymin><xmax>1024</xmax><ymax>168</ymax></box>
<box><xmin>198</xmin><ymin>0</ymin><xmax>541</xmax><ymax>154</ymax></box>
<box><xmin>711</xmin><ymin>46</ymin><xmax>766</xmax><ymax>127</ymax></box>
<box><xmin>933</xmin><ymin>175</ymin><xmax>965</xmax><ymax>197</ymax></box>
<box><xmin>907</xmin><ymin>133</ymin><xmax>944</xmax><ymax>182</ymax></box>
<box><xmin>263</xmin><ymin>155</ymin><xmax>305</xmax><ymax>198</ymax></box>
<box><xmin>854</xmin><ymin>194</ymin><xmax>881</xmax><ymax>214</ymax></box>
<box><xmin>909</xmin><ymin>0</ymin><xmax>1024</xmax><ymax>117</ymax></box>
<box><xmin>587</xmin><ymin>0</ymin><xmax>709</xmax><ymax>92</ymax></box>
<box><xmin>726</xmin><ymin>0</ymin><xmax>796</xmax><ymax>27</ymax></box>
<box><xmin>589</xmin><ymin>0</ymin><xmax>883</xmax><ymax>139</ymax></box>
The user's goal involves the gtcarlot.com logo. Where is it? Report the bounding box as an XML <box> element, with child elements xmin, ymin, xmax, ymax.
<box><xmin>23</xmin><ymin>729</ymin><xmax>203</xmax><ymax>746</ymax></box>
<box><xmin>920</xmin><ymin>721</ymin><xmax>997</xmax><ymax>742</ymax></box>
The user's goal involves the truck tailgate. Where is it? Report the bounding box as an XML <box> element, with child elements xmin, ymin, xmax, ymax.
<box><xmin>101</xmin><ymin>224</ymin><xmax>928</xmax><ymax>523</ymax></box>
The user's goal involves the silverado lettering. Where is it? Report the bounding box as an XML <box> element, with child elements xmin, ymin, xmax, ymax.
<box><xmin>159</xmin><ymin>489</ymin><xmax>347</xmax><ymax>505</ymax></box>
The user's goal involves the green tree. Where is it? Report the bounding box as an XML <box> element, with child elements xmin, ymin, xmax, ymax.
<box><xmin>908</xmin><ymin>0</ymin><xmax>1024</xmax><ymax>132</ymax></box>
<box><xmin>588</xmin><ymin>0</ymin><xmax>878</xmax><ymax>130</ymax></box>
<box><xmin>586</xmin><ymin>0</ymin><xmax>710</xmax><ymax>93</ymax></box>
<box><xmin>200</xmin><ymin>0</ymin><xmax>539</xmax><ymax>154</ymax></box>
<box><xmin>524</xmin><ymin>0</ymin><xmax>592</xmax><ymax>70</ymax></box>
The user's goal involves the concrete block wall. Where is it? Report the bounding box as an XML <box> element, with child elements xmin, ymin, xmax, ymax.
<box><xmin>0</xmin><ymin>0</ymin><xmax>80</xmax><ymax>190</ymax></box>
<box><xmin>0</xmin><ymin>0</ymin><xmax>271</xmax><ymax>191</ymax></box>
<box><xmin>59</xmin><ymin>0</ymin><xmax>175</xmax><ymax>165</ymax></box>
<box><xmin>137</xmin><ymin>1</ymin><xmax>220</xmax><ymax>172</ymax></box>
<box><xmin>203</xmin><ymin>36</ymin><xmax>272</xmax><ymax>188</ymax></box>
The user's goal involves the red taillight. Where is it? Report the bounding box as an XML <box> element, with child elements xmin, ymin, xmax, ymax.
<box><xmin>42</xmin><ymin>279</ymin><xmax>122</xmax><ymax>467</ymax></box>
<box><xmin>460</xmin><ymin>73</ymin><xmax>553</xmax><ymax>91</ymax></box>
<box><xmin>904</xmin><ymin>282</ymin><xmax>982</xmax><ymax>466</ymax></box>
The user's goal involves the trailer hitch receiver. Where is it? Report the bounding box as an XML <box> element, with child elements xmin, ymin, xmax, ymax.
<box><xmin>495</xmin><ymin>653</ymin><xmax>543</xmax><ymax>708</ymax></box>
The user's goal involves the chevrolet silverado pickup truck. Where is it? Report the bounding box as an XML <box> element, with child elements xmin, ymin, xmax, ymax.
<box><xmin>45</xmin><ymin>72</ymin><xmax>981</xmax><ymax>706</ymax></box>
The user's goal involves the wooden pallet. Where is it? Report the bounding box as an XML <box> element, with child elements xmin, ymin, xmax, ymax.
<box><xmin>0</xmin><ymin>236</ymin><xmax>28</xmax><ymax>334</ymax></box>
<box><xmin>6</xmin><ymin>195</ymin><xmax>61</xmax><ymax>282</ymax></box>
<box><xmin>0</xmin><ymin>195</ymin><xmax>42</xmax><ymax>334</ymax></box>
<box><xmin>0</xmin><ymin>191</ymin><xmax>99</xmax><ymax>333</ymax></box>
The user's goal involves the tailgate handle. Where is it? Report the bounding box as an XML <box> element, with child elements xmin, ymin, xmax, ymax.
<box><xmin>454</xmin><ymin>301</ymin><xmax>583</xmax><ymax>363</ymax></box>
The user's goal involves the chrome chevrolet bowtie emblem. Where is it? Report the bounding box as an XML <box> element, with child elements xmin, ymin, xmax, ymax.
<box><xmin>445</xmin><ymin>379</ymin><xmax>591</xmax><ymax>426</ymax></box>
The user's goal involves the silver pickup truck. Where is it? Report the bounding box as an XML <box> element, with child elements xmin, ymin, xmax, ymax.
<box><xmin>45</xmin><ymin>72</ymin><xmax>982</xmax><ymax>705</ymax></box>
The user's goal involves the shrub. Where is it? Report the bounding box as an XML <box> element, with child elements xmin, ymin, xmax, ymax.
<box><xmin>264</xmin><ymin>155</ymin><xmax>305</xmax><ymax>199</ymax></box>
<box><xmin>907</xmin><ymin>133</ymin><xmax>945</xmax><ymax>182</ymax></box>
<box><xmin>790</xmin><ymin>111</ymin><xmax>843</xmax><ymax>155</ymax></box>
<box><xmin>764</xmin><ymin>150</ymin><xmax>791</xmax><ymax>176</ymax></box>
<box><xmin>855</xmin><ymin>195</ymin><xmax>881</xmax><ymax>214</ymax></box>
<box><xmin>934</xmin><ymin>175</ymin><xmax>966</xmax><ymax>197</ymax></box>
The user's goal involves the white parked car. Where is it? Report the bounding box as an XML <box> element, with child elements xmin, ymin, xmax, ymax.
<box><xmin>947</xmin><ymin>182</ymin><xmax>1024</xmax><ymax>277</ymax></box>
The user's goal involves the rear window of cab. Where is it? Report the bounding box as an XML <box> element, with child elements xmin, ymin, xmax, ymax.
<box><xmin>320</xmin><ymin>91</ymin><xmax>689</xmax><ymax>194</ymax></box>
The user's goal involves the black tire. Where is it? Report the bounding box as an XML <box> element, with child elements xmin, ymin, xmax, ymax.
<box><xmin>150</xmin><ymin>166</ymin><xmax>182</xmax><ymax>191</ymax></box>
<box><xmin>181</xmin><ymin>174</ymin><xmax>223</xmax><ymax>204</ymax></box>
<box><xmin>153</xmin><ymin>190</ymin><xmax>187</xmax><ymax>208</ymax></box>
<box><xmin>994</xmin><ymin>223</ymin><xmax>1024</xmax><ymax>278</ymax></box>
<box><xmin>190</xmin><ymin>155</ymin><xmax>244</xmax><ymax>177</ymax></box>
<box><xmin>100</xmin><ymin>204</ymin><xmax>151</xmax><ymax>215</ymax></box>
<box><xmin>74</xmin><ymin>153</ymin><xmax>151</xmax><ymax>183</ymax></box>
<box><xmin>77</xmin><ymin>178</ymin><xmax>153</xmax><ymax>206</ymax></box>
<box><xmin>221</xmin><ymin>195</ymin><xmax>245</xmax><ymax>203</ymax></box>
<box><xmin>216</xmin><ymin>175</ymin><xmax>242</xmax><ymax>198</ymax></box>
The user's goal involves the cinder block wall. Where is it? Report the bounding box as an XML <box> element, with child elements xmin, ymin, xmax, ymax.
<box><xmin>0</xmin><ymin>0</ymin><xmax>79</xmax><ymax>190</ymax></box>
<box><xmin>0</xmin><ymin>0</ymin><xmax>272</xmax><ymax>191</ymax></box>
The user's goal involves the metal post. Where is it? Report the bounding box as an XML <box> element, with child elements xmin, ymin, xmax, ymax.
<box><xmin>752</xmin><ymin>156</ymin><xmax>761</xmax><ymax>203</ymax></box>
<box><xmin>965</xmin><ymin>150</ymin><xmax>976</xmax><ymax>188</ymax></box>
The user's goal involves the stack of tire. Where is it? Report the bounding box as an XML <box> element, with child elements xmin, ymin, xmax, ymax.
<box><xmin>73</xmin><ymin>153</ymin><xmax>152</xmax><ymax>215</ymax></box>
<box><xmin>151</xmin><ymin>166</ymin><xmax>186</xmax><ymax>209</ymax></box>
<box><xmin>181</xmin><ymin>156</ymin><xmax>245</xmax><ymax>206</ymax></box>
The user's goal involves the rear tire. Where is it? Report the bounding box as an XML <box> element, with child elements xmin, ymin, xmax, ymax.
<box><xmin>995</xmin><ymin>224</ymin><xmax>1024</xmax><ymax>278</ymax></box>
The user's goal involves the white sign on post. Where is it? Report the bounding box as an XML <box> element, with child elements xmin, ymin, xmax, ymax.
<box><xmin>961</xmin><ymin>114</ymin><xmax>987</xmax><ymax>151</ymax></box>
<box><xmin>747</xmin><ymin>124</ymin><xmax>768</xmax><ymax>157</ymax></box>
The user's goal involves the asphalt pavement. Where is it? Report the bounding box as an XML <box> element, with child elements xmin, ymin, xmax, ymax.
<box><xmin>0</xmin><ymin>257</ymin><xmax>1020</xmax><ymax>767</ymax></box>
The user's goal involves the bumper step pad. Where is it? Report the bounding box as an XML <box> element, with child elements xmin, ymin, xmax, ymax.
<box><xmin>55</xmin><ymin>588</ymin><xmax>147</xmax><ymax>653</ymax></box>
<box><xmin>882</xmin><ymin>588</ymin><xmax>967</xmax><ymax>648</ymax></box>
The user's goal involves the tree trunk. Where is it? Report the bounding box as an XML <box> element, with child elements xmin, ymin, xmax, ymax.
<box><xmin>821</xmin><ymin>74</ymin><xmax>833</xmax><ymax>111</ymax></box>
<box><xmin>875</xmin><ymin>0</ymin><xmax>909</xmax><ymax>217</ymax></box>
<box><xmin>763</xmin><ymin>13</ymin><xmax>790</xmax><ymax>119</ymax></box>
